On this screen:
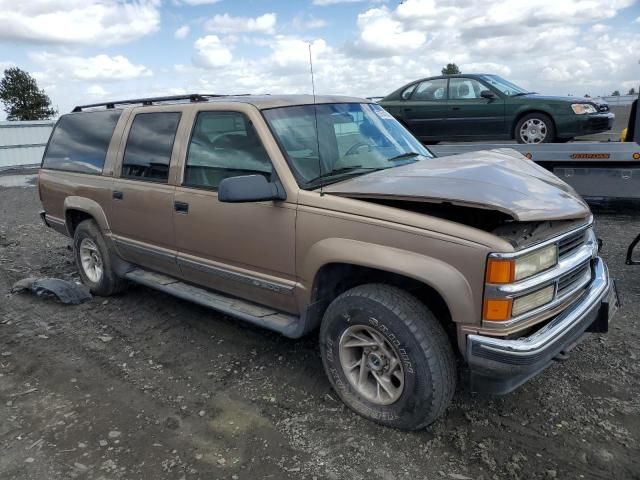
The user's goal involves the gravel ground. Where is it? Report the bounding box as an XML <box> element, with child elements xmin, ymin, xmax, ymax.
<box><xmin>1</xmin><ymin>176</ymin><xmax>639</xmax><ymax>480</ymax></box>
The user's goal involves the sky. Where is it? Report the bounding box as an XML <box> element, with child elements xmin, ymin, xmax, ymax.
<box><xmin>0</xmin><ymin>0</ymin><xmax>639</xmax><ymax>117</ymax></box>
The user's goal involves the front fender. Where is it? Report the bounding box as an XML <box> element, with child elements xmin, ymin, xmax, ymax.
<box><xmin>302</xmin><ymin>238</ymin><xmax>476</xmax><ymax>324</ymax></box>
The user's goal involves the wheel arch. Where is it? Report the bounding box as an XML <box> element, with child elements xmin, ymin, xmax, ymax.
<box><xmin>301</xmin><ymin>239</ymin><xmax>476</xmax><ymax>345</ymax></box>
<box><xmin>63</xmin><ymin>197</ymin><xmax>110</xmax><ymax>236</ymax></box>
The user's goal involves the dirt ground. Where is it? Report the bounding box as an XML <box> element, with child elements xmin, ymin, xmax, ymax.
<box><xmin>1</xmin><ymin>176</ymin><xmax>639</xmax><ymax>480</ymax></box>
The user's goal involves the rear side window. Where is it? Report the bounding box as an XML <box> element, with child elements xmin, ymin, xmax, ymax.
<box><xmin>42</xmin><ymin>110</ymin><xmax>121</xmax><ymax>174</ymax></box>
<box><xmin>121</xmin><ymin>112</ymin><xmax>181</xmax><ymax>183</ymax></box>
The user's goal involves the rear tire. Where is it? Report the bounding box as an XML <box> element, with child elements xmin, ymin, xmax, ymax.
<box><xmin>515</xmin><ymin>113</ymin><xmax>556</xmax><ymax>144</ymax></box>
<box><xmin>319</xmin><ymin>284</ymin><xmax>456</xmax><ymax>430</ymax></box>
<box><xmin>73</xmin><ymin>219</ymin><xmax>126</xmax><ymax>296</ymax></box>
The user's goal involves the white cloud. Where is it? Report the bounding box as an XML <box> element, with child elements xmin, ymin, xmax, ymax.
<box><xmin>175</xmin><ymin>25</ymin><xmax>190</xmax><ymax>39</ymax></box>
<box><xmin>0</xmin><ymin>0</ymin><xmax>160</xmax><ymax>46</ymax></box>
<box><xmin>635</xmin><ymin>16</ymin><xmax>640</xmax><ymax>22</ymax></box>
<box><xmin>175</xmin><ymin>0</ymin><xmax>222</xmax><ymax>5</ymax></box>
<box><xmin>193</xmin><ymin>35</ymin><xmax>233</xmax><ymax>68</ymax></box>
<box><xmin>313</xmin><ymin>0</ymin><xmax>366</xmax><ymax>5</ymax></box>
<box><xmin>31</xmin><ymin>52</ymin><xmax>152</xmax><ymax>82</ymax></box>
<box><xmin>292</xmin><ymin>15</ymin><xmax>328</xmax><ymax>30</ymax></box>
<box><xmin>205</xmin><ymin>13</ymin><xmax>277</xmax><ymax>34</ymax></box>
<box><xmin>86</xmin><ymin>85</ymin><xmax>108</xmax><ymax>97</ymax></box>
<box><xmin>351</xmin><ymin>7</ymin><xmax>426</xmax><ymax>56</ymax></box>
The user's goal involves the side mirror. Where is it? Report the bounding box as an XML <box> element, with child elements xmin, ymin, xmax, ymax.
<box><xmin>480</xmin><ymin>90</ymin><xmax>496</xmax><ymax>99</ymax></box>
<box><xmin>218</xmin><ymin>175</ymin><xmax>286</xmax><ymax>203</ymax></box>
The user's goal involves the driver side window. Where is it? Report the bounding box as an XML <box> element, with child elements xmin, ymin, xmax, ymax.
<box><xmin>184</xmin><ymin>111</ymin><xmax>273</xmax><ymax>190</ymax></box>
<box><xmin>448</xmin><ymin>78</ymin><xmax>486</xmax><ymax>99</ymax></box>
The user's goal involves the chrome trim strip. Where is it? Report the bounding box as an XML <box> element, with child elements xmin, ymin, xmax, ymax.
<box><xmin>485</xmin><ymin>245</ymin><xmax>593</xmax><ymax>297</ymax></box>
<box><xmin>44</xmin><ymin>214</ymin><xmax>66</xmax><ymax>226</ymax></box>
<box><xmin>113</xmin><ymin>237</ymin><xmax>176</xmax><ymax>261</ymax></box>
<box><xmin>177</xmin><ymin>256</ymin><xmax>294</xmax><ymax>295</ymax></box>
<box><xmin>489</xmin><ymin>221</ymin><xmax>592</xmax><ymax>259</ymax></box>
<box><xmin>470</xmin><ymin>257</ymin><xmax>608</xmax><ymax>355</ymax></box>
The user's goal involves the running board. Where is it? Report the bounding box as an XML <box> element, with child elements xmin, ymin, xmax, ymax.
<box><xmin>124</xmin><ymin>268</ymin><xmax>301</xmax><ymax>336</ymax></box>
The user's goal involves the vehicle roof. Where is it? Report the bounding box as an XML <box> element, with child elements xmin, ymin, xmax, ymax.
<box><xmin>71</xmin><ymin>94</ymin><xmax>370</xmax><ymax>113</ymax></box>
<box><xmin>208</xmin><ymin>94</ymin><xmax>370</xmax><ymax>109</ymax></box>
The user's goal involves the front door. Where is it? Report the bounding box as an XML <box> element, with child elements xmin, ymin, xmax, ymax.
<box><xmin>110</xmin><ymin>109</ymin><xmax>183</xmax><ymax>276</ymax></box>
<box><xmin>446</xmin><ymin>77</ymin><xmax>505</xmax><ymax>138</ymax></box>
<box><xmin>173</xmin><ymin>108</ymin><xmax>298</xmax><ymax>313</ymax></box>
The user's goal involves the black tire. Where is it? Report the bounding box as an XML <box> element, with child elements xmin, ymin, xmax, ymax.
<box><xmin>73</xmin><ymin>219</ymin><xmax>126</xmax><ymax>296</ymax></box>
<box><xmin>515</xmin><ymin>113</ymin><xmax>556</xmax><ymax>144</ymax></box>
<box><xmin>319</xmin><ymin>284</ymin><xmax>456</xmax><ymax>430</ymax></box>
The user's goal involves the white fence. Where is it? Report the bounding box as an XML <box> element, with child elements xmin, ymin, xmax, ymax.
<box><xmin>0</xmin><ymin>120</ymin><xmax>55</xmax><ymax>169</ymax></box>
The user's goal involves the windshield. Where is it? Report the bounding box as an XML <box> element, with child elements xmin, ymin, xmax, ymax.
<box><xmin>263</xmin><ymin>102</ymin><xmax>433</xmax><ymax>189</ymax></box>
<box><xmin>479</xmin><ymin>75</ymin><xmax>530</xmax><ymax>96</ymax></box>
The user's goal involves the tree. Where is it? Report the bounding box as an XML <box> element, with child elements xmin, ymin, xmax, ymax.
<box><xmin>629</xmin><ymin>87</ymin><xmax>637</xmax><ymax>96</ymax></box>
<box><xmin>611</xmin><ymin>90</ymin><xmax>620</xmax><ymax>96</ymax></box>
<box><xmin>441</xmin><ymin>63</ymin><xmax>461</xmax><ymax>75</ymax></box>
<box><xmin>0</xmin><ymin>67</ymin><xmax>56</xmax><ymax>120</ymax></box>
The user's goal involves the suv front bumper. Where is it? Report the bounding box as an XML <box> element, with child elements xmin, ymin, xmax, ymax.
<box><xmin>467</xmin><ymin>257</ymin><xmax>617</xmax><ymax>394</ymax></box>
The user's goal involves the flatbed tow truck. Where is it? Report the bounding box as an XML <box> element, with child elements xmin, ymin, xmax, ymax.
<box><xmin>430</xmin><ymin>96</ymin><xmax>640</xmax><ymax>264</ymax></box>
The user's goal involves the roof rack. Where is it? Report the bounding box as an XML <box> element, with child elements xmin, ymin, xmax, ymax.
<box><xmin>71</xmin><ymin>93</ymin><xmax>231</xmax><ymax>112</ymax></box>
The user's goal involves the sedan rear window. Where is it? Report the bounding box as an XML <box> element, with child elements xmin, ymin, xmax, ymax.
<box><xmin>42</xmin><ymin>110</ymin><xmax>121</xmax><ymax>174</ymax></box>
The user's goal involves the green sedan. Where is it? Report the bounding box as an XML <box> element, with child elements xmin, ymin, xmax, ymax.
<box><xmin>379</xmin><ymin>74</ymin><xmax>615</xmax><ymax>144</ymax></box>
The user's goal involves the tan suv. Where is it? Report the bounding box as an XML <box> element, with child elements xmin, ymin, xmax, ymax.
<box><xmin>38</xmin><ymin>94</ymin><xmax>618</xmax><ymax>429</ymax></box>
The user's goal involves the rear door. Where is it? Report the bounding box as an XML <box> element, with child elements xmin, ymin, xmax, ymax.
<box><xmin>401</xmin><ymin>78</ymin><xmax>449</xmax><ymax>140</ymax></box>
<box><xmin>446</xmin><ymin>77</ymin><xmax>505</xmax><ymax>138</ymax></box>
<box><xmin>109</xmin><ymin>107</ymin><xmax>186</xmax><ymax>276</ymax></box>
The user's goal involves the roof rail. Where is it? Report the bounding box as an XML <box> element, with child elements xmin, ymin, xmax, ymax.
<box><xmin>71</xmin><ymin>93</ymin><xmax>227</xmax><ymax>112</ymax></box>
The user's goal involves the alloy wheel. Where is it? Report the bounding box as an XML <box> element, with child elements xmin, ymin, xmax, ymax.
<box><xmin>338</xmin><ymin>324</ymin><xmax>405</xmax><ymax>405</ymax></box>
<box><xmin>79</xmin><ymin>238</ymin><xmax>103</xmax><ymax>283</ymax></box>
<box><xmin>519</xmin><ymin>118</ymin><xmax>548</xmax><ymax>144</ymax></box>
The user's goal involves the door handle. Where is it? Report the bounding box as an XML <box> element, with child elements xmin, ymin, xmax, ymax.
<box><xmin>174</xmin><ymin>201</ymin><xmax>189</xmax><ymax>214</ymax></box>
<box><xmin>403</xmin><ymin>108</ymin><xmax>412</xmax><ymax>112</ymax></box>
<box><xmin>112</xmin><ymin>191</ymin><xmax>123</xmax><ymax>200</ymax></box>
<box><xmin>452</xmin><ymin>107</ymin><xmax>461</xmax><ymax>111</ymax></box>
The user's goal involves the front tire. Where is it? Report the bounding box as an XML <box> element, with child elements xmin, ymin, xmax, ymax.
<box><xmin>73</xmin><ymin>219</ymin><xmax>126</xmax><ymax>296</ymax></box>
<box><xmin>515</xmin><ymin>113</ymin><xmax>556</xmax><ymax>144</ymax></box>
<box><xmin>319</xmin><ymin>284</ymin><xmax>456</xmax><ymax>430</ymax></box>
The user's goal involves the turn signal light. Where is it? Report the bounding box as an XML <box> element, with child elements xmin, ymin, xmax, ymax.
<box><xmin>483</xmin><ymin>299</ymin><xmax>512</xmax><ymax>321</ymax></box>
<box><xmin>486</xmin><ymin>258</ymin><xmax>514</xmax><ymax>284</ymax></box>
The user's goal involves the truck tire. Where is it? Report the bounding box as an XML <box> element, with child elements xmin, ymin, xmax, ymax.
<box><xmin>73</xmin><ymin>219</ymin><xmax>126</xmax><ymax>296</ymax></box>
<box><xmin>515</xmin><ymin>113</ymin><xmax>556</xmax><ymax>144</ymax></box>
<box><xmin>319</xmin><ymin>284</ymin><xmax>456</xmax><ymax>430</ymax></box>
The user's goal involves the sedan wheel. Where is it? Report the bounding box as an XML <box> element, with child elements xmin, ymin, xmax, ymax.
<box><xmin>519</xmin><ymin>118</ymin><xmax>548</xmax><ymax>144</ymax></box>
<box><xmin>516</xmin><ymin>113</ymin><xmax>556</xmax><ymax>144</ymax></box>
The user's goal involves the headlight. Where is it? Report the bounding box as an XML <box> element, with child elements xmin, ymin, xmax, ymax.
<box><xmin>571</xmin><ymin>103</ymin><xmax>597</xmax><ymax>115</ymax></box>
<box><xmin>486</xmin><ymin>244</ymin><xmax>558</xmax><ymax>284</ymax></box>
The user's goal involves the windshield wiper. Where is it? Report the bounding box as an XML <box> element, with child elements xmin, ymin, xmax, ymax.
<box><xmin>387</xmin><ymin>152</ymin><xmax>423</xmax><ymax>162</ymax></box>
<box><xmin>305</xmin><ymin>166</ymin><xmax>386</xmax><ymax>187</ymax></box>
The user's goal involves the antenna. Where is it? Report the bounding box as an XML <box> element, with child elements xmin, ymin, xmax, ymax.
<box><xmin>309</xmin><ymin>42</ymin><xmax>323</xmax><ymax>196</ymax></box>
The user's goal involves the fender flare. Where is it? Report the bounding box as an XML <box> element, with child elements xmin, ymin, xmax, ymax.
<box><xmin>63</xmin><ymin>196</ymin><xmax>111</xmax><ymax>234</ymax></box>
<box><xmin>302</xmin><ymin>238</ymin><xmax>476</xmax><ymax>324</ymax></box>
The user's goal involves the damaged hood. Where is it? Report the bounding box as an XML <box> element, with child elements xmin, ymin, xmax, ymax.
<box><xmin>323</xmin><ymin>149</ymin><xmax>590</xmax><ymax>222</ymax></box>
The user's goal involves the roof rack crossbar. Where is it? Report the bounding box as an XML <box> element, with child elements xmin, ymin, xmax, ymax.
<box><xmin>71</xmin><ymin>93</ymin><xmax>227</xmax><ymax>112</ymax></box>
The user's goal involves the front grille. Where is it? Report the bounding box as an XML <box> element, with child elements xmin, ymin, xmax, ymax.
<box><xmin>557</xmin><ymin>262</ymin><xmax>590</xmax><ymax>297</ymax></box>
<box><xmin>558</xmin><ymin>230</ymin><xmax>586</xmax><ymax>258</ymax></box>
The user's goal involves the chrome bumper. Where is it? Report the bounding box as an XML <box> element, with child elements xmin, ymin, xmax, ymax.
<box><xmin>467</xmin><ymin>257</ymin><xmax>617</xmax><ymax>394</ymax></box>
